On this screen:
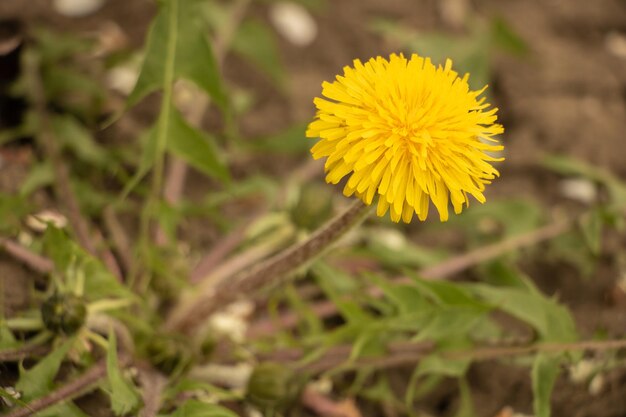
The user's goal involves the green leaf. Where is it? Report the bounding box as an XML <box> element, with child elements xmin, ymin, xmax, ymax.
<box><xmin>416</xmin><ymin>307</ymin><xmax>487</xmax><ymax>341</ymax></box>
<box><xmin>455</xmin><ymin>378</ymin><xmax>476</xmax><ymax>417</ymax></box>
<box><xmin>166</xmin><ymin>108</ymin><xmax>229</xmax><ymax>181</ymax></box>
<box><xmin>123</xmin><ymin>106</ymin><xmax>229</xmax><ymax>197</ymax></box>
<box><xmin>548</xmin><ymin>230</ymin><xmax>597</xmax><ymax>278</ymax></box>
<box><xmin>490</xmin><ymin>16</ymin><xmax>528</xmax><ymax>55</ymax></box>
<box><xmin>106</xmin><ymin>330</ymin><xmax>140</xmax><ymax>416</ymax></box>
<box><xmin>232</xmin><ymin>19</ymin><xmax>286</xmax><ymax>88</ymax></box>
<box><xmin>128</xmin><ymin>0</ymin><xmax>226</xmax><ymax>110</ymax></box>
<box><xmin>19</xmin><ymin>162</ymin><xmax>54</xmax><ymax>197</ymax></box>
<box><xmin>16</xmin><ymin>338</ymin><xmax>74</xmax><ymax>400</ymax></box>
<box><xmin>0</xmin><ymin>193</ymin><xmax>32</xmax><ymax>233</ymax></box>
<box><xmin>532</xmin><ymin>354</ymin><xmax>561</xmax><ymax>417</ymax></box>
<box><xmin>579</xmin><ymin>208</ymin><xmax>604</xmax><ymax>255</ymax></box>
<box><xmin>407</xmin><ymin>275</ymin><xmax>489</xmax><ymax>309</ymax></box>
<box><xmin>33</xmin><ymin>27</ymin><xmax>92</xmax><ymax>61</ymax></box>
<box><xmin>43</xmin><ymin>66</ymin><xmax>106</xmax><ymax>119</ymax></box>
<box><xmin>42</xmin><ymin>226</ymin><xmax>133</xmax><ymax>300</ymax></box>
<box><xmin>245</xmin><ymin>123</ymin><xmax>310</xmax><ymax>154</ymax></box>
<box><xmin>37</xmin><ymin>402</ymin><xmax>90</xmax><ymax>417</ymax></box>
<box><xmin>283</xmin><ymin>284</ymin><xmax>323</xmax><ymax>335</ymax></box>
<box><xmin>466</xmin><ymin>282</ymin><xmax>577</xmax><ymax>343</ymax></box>
<box><xmin>158</xmin><ymin>399</ymin><xmax>239</xmax><ymax>417</ymax></box>
<box><xmin>417</xmin><ymin>353</ymin><xmax>470</xmax><ymax>378</ymax></box>
<box><xmin>313</xmin><ymin>264</ymin><xmax>370</xmax><ymax>323</ymax></box>
<box><xmin>479</xmin><ymin>260</ymin><xmax>533</xmax><ymax>289</ymax></box>
<box><xmin>364</xmin><ymin>273</ymin><xmax>429</xmax><ymax>314</ymax></box>
<box><xmin>0</xmin><ymin>322</ymin><xmax>19</xmax><ymax>349</ymax></box>
<box><xmin>452</xmin><ymin>199</ymin><xmax>543</xmax><ymax>242</ymax></box>
<box><xmin>51</xmin><ymin>115</ymin><xmax>109</xmax><ymax>166</ymax></box>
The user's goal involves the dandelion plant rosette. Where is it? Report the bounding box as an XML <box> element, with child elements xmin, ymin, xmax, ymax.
<box><xmin>307</xmin><ymin>53</ymin><xmax>504</xmax><ymax>223</ymax></box>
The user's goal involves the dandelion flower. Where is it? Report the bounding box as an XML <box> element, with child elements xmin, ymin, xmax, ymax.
<box><xmin>306</xmin><ymin>53</ymin><xmax>504</xmax><ymax>223</ymax></box>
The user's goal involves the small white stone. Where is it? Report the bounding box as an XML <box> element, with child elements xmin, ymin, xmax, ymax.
<box><xmin>589</xmin><ymin>374</ymin><xmax>605</xmax><ymax>395</ymax></box>
<box><xmin>568</xmin><ymin>359</ymin><xmax>595</xmax><ymax>383</ymax></box>
<box><xmin>308</xmin><ymin>377</ymin><xmax>333</xmax><ymax>394</ymax></box>
<box><xmin>605</xmin><ymin>31</ymin><xmax>626</xmax><ymax>59</ymax></box>
<box><xmin>559</xmin><ymin>178</ymin><xmax>597</xmax><ymax>204</ymax></box>
<box><xmin>190</xmin><ymin>363</ymin><xmax>253</xmax><ymax>388</ymax></box>
<box><xmin>26</xmin><ymin>210</ymin><xmax>68</xmax><ymax>232</ymax></box>
<box><xmin>209</xmin><ymin>310</ymin><xmax>249</xmax><ymax>343</ymax></box>
<box><xmin>1</xmin><ymin>386</ymin><xmax>21</xmax><ymax>407</ymax></box>
<box><xmin>372</xmin><ymin>228</ymin><xmax>406</xmax><ymax>250</ymax></box>
<box><xmin>269</xmin><ymin>2</ymin><xmax>318</xmax><ymax>47</ymax></box>
<box><xmin>107</xmin><ymin>65</ymin><xmax>139</xmax><ymax>96</ymax></box>
<box><xmin>53</xmin><ymin>0</ymin><xmax>106</xmax><ymax>17</ymax></box>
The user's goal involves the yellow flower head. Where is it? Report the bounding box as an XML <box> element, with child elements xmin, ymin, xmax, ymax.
<box><xmin>306</xmin><ymin>53</ymin><xmax>504</xmax><ymax>223</ymax></box>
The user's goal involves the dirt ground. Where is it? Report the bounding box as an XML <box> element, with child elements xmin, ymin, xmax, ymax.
<box><xmin>1</xmin><ymin>0</ymin><xmax>626</xmax><ymax>416</ymax></box>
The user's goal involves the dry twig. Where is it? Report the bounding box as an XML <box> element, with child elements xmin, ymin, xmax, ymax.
<box><xmin>0</xmin><ymin>237</ymin><xmax>53</xmax><ymax>274</ymax></box>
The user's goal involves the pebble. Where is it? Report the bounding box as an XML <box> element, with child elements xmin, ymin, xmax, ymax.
<box><xmin>54</xmin><ymin>0</ymin><xmax>105</xmax><ymax>17</ymax></box>
<box><xmin>269</xmin><ymin>2</ymin><xmax>318</xmax><ymax>47</ymax></box>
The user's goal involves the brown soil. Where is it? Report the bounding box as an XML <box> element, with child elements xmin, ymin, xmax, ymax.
<box><xmin>1</xmin><ymin>0</ymin><xmax>626</xmax><ymax>416</ymax></box>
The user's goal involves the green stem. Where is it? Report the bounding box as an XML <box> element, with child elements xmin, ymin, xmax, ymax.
<box><xmin>5</xmin><ymin>317</ymin><xmax>44</xmax><ymax>331</ymax></box>
<box><xmin>136</xmin><ymin>0</ymin><xmax>179</xmax><ymax>290</ymax></box>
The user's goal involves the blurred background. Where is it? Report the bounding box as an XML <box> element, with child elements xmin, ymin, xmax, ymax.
<box><xmin>1</xmin><ymin>0</ymin><xmax>626</xmax><ymax>416</ymax></box>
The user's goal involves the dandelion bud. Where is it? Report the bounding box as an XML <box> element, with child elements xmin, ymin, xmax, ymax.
<box><xmin>246</xmin><ymin>362</ymin><xmax>299</xmax><ymax>411</ymax></box>
<box><xmin>40</xmin><ymin>293</ymin><xmax>87</xmax><ymax>335</ymax></box>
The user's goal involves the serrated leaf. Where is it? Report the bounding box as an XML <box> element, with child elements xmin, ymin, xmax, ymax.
<box><xmin>466</xmin><ymin>283</ymin><xmax>577</xmax><ymax>343</ymax></box>
<box><xmin>532</xmin><ymin>353</ymin><xmax>561</xmax><ymax>417</ymax></box>
<box><xmin>128</xmin><ymin>0</ymin><xmax>226</xmax><ymax>110</ymax></box>
<box><xmin>479</xmin><ymin>260</ymin><xmax>533</xmax><ymax>289</ymax></box>
<box><xmin>158</xmin><ymin>399</ymin><xmax>239</xmax><ymax>417</ymax></box>
<box><xmin>123</xmin><ymin>106</ymin><xmax>229</xmax><ymax>197</ymax></box>
<box><xmin>364</xmin><ymin>273</ymin><xmax>429</xmax><ymax>314</ymax></box>
<box><xmin>416</xmin><ymin>307</ymin><xmax>487</xmax><ymax>341</ymax></box>
<box><xmin>407</xmin><ymin>275</ymin><xmax>490</xmax><ymax>309</ymax></box>
<box><xmin>106</xmin><ymin>330</ymin><xmax>140</xmax><ymax>416</ymax></box>
<box><xmin>42</xmin><ymin>226</ymin><xmax>133</xmax><ymax>300</ymax></box>
<box><xmin>166</xmin><ymin>107</ymin><xmax>229</xmax><ymax>181</ymax></box>
<box><xmin>417</xmin><ymin>338</ymin><xmax>473</xmax><ymax>379</ymax></box>
<box><xmin>232</xmin><ymin>19</ymin><xmax>286</xmax><ymax>88</ymax></box>
<box><xmin>313</xmin><ymin>263</ymin><xmax>369</xmax><ymax>323</ymax></box>
<box><xmin>16</xmin><ymin>338</ymin><xmax>74</xmax><ymax>400</ymax></box>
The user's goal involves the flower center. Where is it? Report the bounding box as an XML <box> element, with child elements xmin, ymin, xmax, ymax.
<box><xmin>392</xmin><ymin>126</ymin><xmax>410</xmax><ymax>137</ymax></box>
